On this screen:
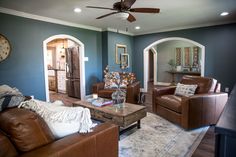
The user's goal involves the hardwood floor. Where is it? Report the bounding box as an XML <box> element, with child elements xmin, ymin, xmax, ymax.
<box><xmin>49</xmin><ymin>82</ymin><xmax>215</xmax><ymax>157</ymax></box>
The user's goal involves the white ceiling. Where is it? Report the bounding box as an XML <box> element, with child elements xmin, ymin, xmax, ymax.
<box><xmin>0</xmin><ymin>0</ymin><xmax>236</xmax><ymax>35</ymax></box>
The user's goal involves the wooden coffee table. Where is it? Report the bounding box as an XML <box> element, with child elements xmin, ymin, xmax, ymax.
<box><xmin>73</xmin><ymin>101</ymin><xmax>147</xmax><ymax>134</ymax></box>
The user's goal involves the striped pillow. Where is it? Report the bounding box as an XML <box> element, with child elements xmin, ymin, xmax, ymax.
<box><xmin>174</xmin><ymin>83</ymin><xmax>198</xmax><ymax>97</ymax></box>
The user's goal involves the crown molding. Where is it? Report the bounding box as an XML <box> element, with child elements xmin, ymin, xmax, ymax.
<box><xmin>134</xmin><ymin>21</ymin><xmax>236</xmax><ymax>36</ymax></box>
<box><xmin>1</xmin><ymin>7</ymin><xmax>235</xmax><ymax>36</ymax></box>
<box><xmin>0</xmin><ymin>7</ymin><xmax>102</xmax><ymax>32</ymax></box>
<box><xmin>103</xmin><ymin>28</ymin><xmax>134</xmax><ymax>36</ymax></box>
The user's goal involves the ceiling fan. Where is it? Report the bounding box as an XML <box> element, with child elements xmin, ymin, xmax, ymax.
<box><xmin>86</xmin><ymin>0</ymin><xmax>160</xmax><ymax>22</ymax></box>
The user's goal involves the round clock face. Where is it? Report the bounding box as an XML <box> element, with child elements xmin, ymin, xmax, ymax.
<box><xmin>0</xmin><ymin>34</ymin><xmax>11</xmax><ymax>62</ymax></box>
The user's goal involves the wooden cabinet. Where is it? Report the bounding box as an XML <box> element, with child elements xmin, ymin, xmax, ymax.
<box><xmin>57</xmin><ymin>70</ymin><xmax>66</xmax><ymax>93</ymax></box>
<box><xmin>48</xmin><ymin>76</ymin><xmax>56</xmax><ymax>91</ymax></box>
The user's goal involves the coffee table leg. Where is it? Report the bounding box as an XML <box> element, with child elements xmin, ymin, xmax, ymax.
<box><xmin>137</xmin><ymin>120</ymin><xmax>141</xmax><ymax>129</ymax></box>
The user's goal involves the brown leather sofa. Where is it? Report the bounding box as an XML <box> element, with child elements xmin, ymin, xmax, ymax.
<box><xmin>0</xmin><ymin>107</ymin><xmax>119</xmax><ymax>157</ymax></box>
<box><xmin>92</xmin><ymin>81</ymin><xmax>140</xmax><ymax>104</ymax></box>
<box><xmin>153</xmin><ymin>75</ymin><xmax>228</xmax><ymax>130</ymax></box>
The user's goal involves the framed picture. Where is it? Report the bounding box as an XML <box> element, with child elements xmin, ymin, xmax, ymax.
<box><xmin>175</xmin><ymin>48</ymin><xmax>182</xmax><ymax>66</ymax></box>
<box><xmin>184</xmin><ymin>47</ymin><xmax>190</xmax><ymax>66</ymax></box>
<box><xmin>120</xmin><ymin>53</ymin><xmax>129</xmax><ymax>69</ymax></box>
<box><xmin>116</xmin><ymin>44</ymin><xmax>127</xmax><ymax>64</ymax></box>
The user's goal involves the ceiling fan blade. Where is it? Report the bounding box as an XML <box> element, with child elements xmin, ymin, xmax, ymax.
<box><xmin>96</xmin><ymin>12</ymin><xmax>119</xmax><ymax>19</ymax></box>
<box><xmin>86</xmin><ymin>6</ymin><xmax>115</xmax><ymax>10</ymax></box>
<box><xmin>127</xmin><ymin>13</ymin><xmax>136</xmax><ymax>22</ymax></box>
<box><xmin>129</xmin><ymin>8</ymin><xmax>160</xmax><ymax>13</ymax></box>
<box><xmin>123</xmin><ymin>0</ymin><xmax>136</xmax><ymax>8</ymax></box>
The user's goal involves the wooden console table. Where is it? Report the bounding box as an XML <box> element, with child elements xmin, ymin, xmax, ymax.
<box><xmin>166</xmin><ymin>70</ymin><xmax>201</xmax><ymax>84</ymax></box>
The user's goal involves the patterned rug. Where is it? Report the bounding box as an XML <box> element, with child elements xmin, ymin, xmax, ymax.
<box><xmin>119</xmin><ymin>113</ymin><xmax>208</xmax><ymax>157</ymax></box>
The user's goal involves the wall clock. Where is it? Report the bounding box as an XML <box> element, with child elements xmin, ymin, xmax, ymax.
<box><xmin>0</xmin><ymin>34</ymin><xmax>11</xmax><ymax>62</ymax></box>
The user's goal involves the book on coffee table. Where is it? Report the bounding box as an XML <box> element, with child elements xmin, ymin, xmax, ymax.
<box><xmin>86</xmin><ymin>97</ymin><xmax>113</xmax><ymax>107</ymax></box>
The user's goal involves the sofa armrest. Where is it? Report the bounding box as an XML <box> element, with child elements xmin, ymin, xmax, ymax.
<box><xmin>126</xmin><ymin>81</ymin><xmax>140</xmax><ymax>104</ymax></box>
<box><xmin>19</xmin><ymin>123</ymin><xmax>119</xmax><ymax>157</ymax></box>
<box><xmin>181</xmin><ymin>92</ymin><xmax>228</xmax><ymax>129</ymax></box>
<box><xmin>92</xmin><ymin>82</ymin><xmax>105</xmax><ymax>94</ymax></box>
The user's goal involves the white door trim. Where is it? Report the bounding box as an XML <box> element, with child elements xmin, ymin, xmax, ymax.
<box><xmin>150</xmin><ymin>47</ymin><xmax>158</xmax><ymax>85</ymax></box>
<box><xmin>43</xmin><ymin>34</ymin><xmax>85</xmax><ymax>101</ymax></box>
<box><xmin>143</xmin><ymin>37</ymin><xmax>205</xmax><ymax>92</ymax></box>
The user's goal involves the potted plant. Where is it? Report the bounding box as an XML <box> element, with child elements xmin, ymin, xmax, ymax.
<box><xmin>168</xmin><ymin>59</ymin><xmax>176</xmax><ymax>71</ymax></box>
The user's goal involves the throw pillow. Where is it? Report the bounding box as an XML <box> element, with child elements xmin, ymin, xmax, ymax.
<box><xmin>104</xmin><ymin>72</ymin><xmax>120</xmax><ymax>89</ymax></box>
<box><xmin>18</xmin><ymin>99</ymin><xmax>97</xmax><ymax>139</ymax></box>
<box><xmin>174</xmin><ymin>83</ymin><xmax>198</xmax><ymax>97</ymax></box>
<box><xmin>0</xmin><ymin>85</ymin><xmax>25</xmax><ymax>111</ymax></box>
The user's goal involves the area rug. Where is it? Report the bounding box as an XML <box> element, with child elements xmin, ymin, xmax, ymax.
<box><xmin>119</xmin><ymin>112</ymin><xmax>208</xmax><ymax>157</ymax></box>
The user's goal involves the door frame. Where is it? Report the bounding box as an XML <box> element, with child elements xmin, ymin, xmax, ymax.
<box><xmin>43</xmin><ymin>34</ymin><xmax>85</xmax><ymax>101</ymax></box>
<box><xmin>143</xmin><ymin>37</ymin><xmax>205</xmax><ymax>92</ymax></box>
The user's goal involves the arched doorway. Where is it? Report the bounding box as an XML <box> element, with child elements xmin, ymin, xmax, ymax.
<box><xmin>143</xmin><ymin>37</ymin><xmax>205</xmax><ymax>92</ymax></box>
<box><xmin>43</xmin><ymin>34</ymin><xmax>85</xmax><ymax>101</ymax></box>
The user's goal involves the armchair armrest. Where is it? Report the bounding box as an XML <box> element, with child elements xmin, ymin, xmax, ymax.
<box><xmin>92</xmin><ymin>82</ymin><xmax>105</xmax><ymax>94</ymax></box>
<box><xmin>152</xmin><ymin>86</ymin><xmax>176</xmax><ymax>113</ymax></box>
<box><xmin>153</xmin><ymin>86</ymin><xmax>176</xmax><ymax>98</ymax></box>
<box><xmin>19</xmin><ymin>123</ymin><xmax>119</xmax><ymax>157</ymax></box>
<box><xmin>126</xmin><ymin>81</ymin><xmax>140</xmax><ymax>104</ymax></box>
<box><xmin>181</xmin><ymin>92</ymin><xmax>228</xmax><ymax>129</ymax></box>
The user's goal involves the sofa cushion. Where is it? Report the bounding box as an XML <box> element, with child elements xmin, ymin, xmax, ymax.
<box><xmin>98</xmin><ymin>89</ymin><xmax>116</xmax><ymax>98</ymax></box>
<box><xmin>0</xmin><ymin>132</ymin><xmax>18</xmax><ymax>157</ymax></box>
<box><xmin>0</xmin><ymin>108</ymin><xmax>55</xmax><ymax>152</ymax></box>
<box><xmin>157</xmin><ymin>95</ymin><xmax>182</xmax><ymax>113</ymax></box>
<box><xmin>0</xmin><ymin>85</ymin><xmax>25</xmax><ymax>111</ymax></box>
<box><xmin>174</xmin><ymin>83</ymin><xmax>198</xmax><ymax>97</ymax></box>
<box><xmin>19</xmin><ymin>99</ymin><xmax>97</xmax><ymax>139</ymax></box>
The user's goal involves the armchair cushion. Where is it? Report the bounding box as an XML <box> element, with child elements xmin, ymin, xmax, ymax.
<box><xmin>180</xmin><ymin>75</ymin><xmax>215</xmax><ymax>94</ymax></box>
<box><xmin>174</xmin><ymin>83</ymin><xmax>198</xmax><ymax>97</ymax></box>
<box><xmin>157</xmin><ymin>95</ymin><xmax>182</xmax><ymax>113</ymax></box>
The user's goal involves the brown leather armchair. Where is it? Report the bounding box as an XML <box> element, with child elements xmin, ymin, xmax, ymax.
<box><xmin>92</xmin><ymin>81</ymin><xmax>140</xmax><ymax>104</ymax></box>
<box><xmin>0</xmin><ymin>108</ymin><xmax>119</xmax><ymax>157</ymax></box>
<box><xmin>153</xmin><ymin>75</ymin><xmax>228</xmax><ymax>130</ymax></box>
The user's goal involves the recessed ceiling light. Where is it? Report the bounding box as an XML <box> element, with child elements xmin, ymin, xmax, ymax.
<box><xmin>74</xmin><ymin>8</ymin><xmax>82</xmax><ymax>13</ymax></box>
<box><xmin>135</xmin><ymin>26</ymin><xmax>140</xmax><ymax>30</ymax></box>
<box><xmin>220</xmin><ymin>12</ymin><xmax>229</xmax><ymax>16</ymax></box>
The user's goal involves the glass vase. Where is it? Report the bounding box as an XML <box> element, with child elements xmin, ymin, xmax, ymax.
<box><xmin>111</xmin><ymin>88</ymin><xmax>126</xmax><ymax>108</ymax></box>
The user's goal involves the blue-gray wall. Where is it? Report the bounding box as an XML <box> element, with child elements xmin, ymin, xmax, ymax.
<box><xmin>1</xmin><ymin>12</ymin><xmax>235</xmax><ymax>99</ymax></box>
<box><xmin>133</xmin><ymin>23</ymin><xmax>236</xmax><ymax>91</ymax></box>
<box><xmin>0</xmin><ymin>13</ymin><xmax>102</xmax><ymax>100</ymax></box>
<box><xmin>104</xmin><ymin>31</ymin><xmax>134</xmax><ymax>72</ymax></box>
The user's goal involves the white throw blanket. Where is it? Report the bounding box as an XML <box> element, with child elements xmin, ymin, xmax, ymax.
<box><xmin>18</xmin><ymin>99</ymin><xmax>97</xmax><ymax>138</ymax></box>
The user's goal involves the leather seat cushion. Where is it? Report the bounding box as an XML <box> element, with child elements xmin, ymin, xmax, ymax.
<box><xmin>0</xmin><ymin>132</ymin><xmax>18</xmax><ymax>157</ymax></box>
<box><xmin>98</xmin><ymin>89</ymin><xmax>117</xmax><ymax>98</ymax></box>
<box><xmin>0</xmin><ymin>108</ymin><xmax>55</xmax><ymax>152</ymax></box>
<box><xmin>157</xmin><ymin>95</ymin><xmax>182</xmax><ymax>113</ymax></box>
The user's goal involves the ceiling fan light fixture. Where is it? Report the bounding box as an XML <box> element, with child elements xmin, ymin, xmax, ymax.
<box><xmin>220</xmin><ymin>12</ymin><xmax>229</xmax><ymax>16</ymax></box>
<box><xmin>115</xmin><ymin>12</ymin><xmax>129</xmax><ymax>20</ymax></box>
<box><xmin>135</xmin><ymin>26</ymin><xmax>140</xmax><ymax>30</ymax></box>
<box><xmin>74</xmin><ymin>8</ymin><xmax>82</xmax><ymax>13</ymax></box>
